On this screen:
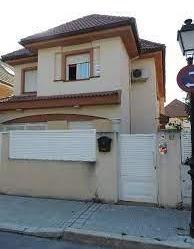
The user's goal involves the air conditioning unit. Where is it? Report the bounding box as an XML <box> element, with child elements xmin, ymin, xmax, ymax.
<box><xmin>131</xmin><ymin>68</ymin><xmax>149</xmax><ymax>82</ymax></box>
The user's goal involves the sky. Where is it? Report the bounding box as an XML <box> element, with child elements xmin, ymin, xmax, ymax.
<box><xmin>0</xmin><ymin>0</ymin><xmax>193</xmax><ymax>104</ymax></box>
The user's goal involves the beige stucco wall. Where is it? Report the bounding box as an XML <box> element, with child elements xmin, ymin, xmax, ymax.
<box><xmin>0</xmin><ymin>105</ymin><xmax>120</xmax><ymax>132</ymax></box>
<box><xmin>37</xmin><ymin>37</ymin><xmax>125</xmax><ymax>96</ymax></box>
<box><xmin>36</xmin><ymin>37</ymin><xmax>130</xmax><ymax>132</ymax></box>
<box><xmin>95</xmin><ymin>133</ymin><xmax>119</xmax><ymax>201</ymax></box>
<box><xmin>130</xmin><ymin>58</ymin><xmax>158</xmax><ymax>134</ymax></box>
<box><xmin>12</xmin><ymin>37</ymin><xmax>131</xmax><ymax>133</ymax></box>
<box><xmin>157</xmin><ymin>131</ymin><xmax>182</xmax><ymax>207</ymax></box>
<box><xmin>0</xmin><ymin>132</ymin><xmax>119</xmax><ymax>202</ymax></box>
<box><xmin>0</xmin><ymin>130</ymin><xmax>183</xmax><ymax>206</ymax></box>
<box><xmin>11</xmin><ymin>37</ymin><xmax>161</xmax><ymax>134</ymax></box>
<box><xmin>119</xmin><ymin>41</ymin><xmax>130</xmax><ymax>132</ymax></box>
<box><xmin>13</xmin><ymin>38</ymin><xmax>126</xmax><ymax>97</ymax></box>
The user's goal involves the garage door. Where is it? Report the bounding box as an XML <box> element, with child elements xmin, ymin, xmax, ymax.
<box><xmin>119</xmin><ymin>134</ymin><xmax>157</xmax><ymax>203</ymax></box>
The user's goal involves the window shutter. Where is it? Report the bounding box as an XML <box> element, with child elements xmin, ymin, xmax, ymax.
<box><xmin>54</xmin><ymin>53</ymin><xmax>63</xmax><ymax>81</ymax></box>
<box><xmin>66</xmin><ymin>54</ymin><xmax>90</xmax><ymax>65</ymax></box>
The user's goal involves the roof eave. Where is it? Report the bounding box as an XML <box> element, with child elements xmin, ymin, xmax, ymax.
<box><xmin>1</xmin><ymin>54</ymin><xmax>33</xmax><ymax>62</ymax></box>
<box><xmin>0</xmin><ymin>91</ymin><xmax>121</xmax><ymax>111</ymax></box>
<box><xmin>140</xmin><ymin>46</ymin><xmax>165</xmax><ymax>54</ymax></box>
<box><xmin>2</xmin><ymin>56</ymin><xmax>38</xmax><ymax>66</ymax></box>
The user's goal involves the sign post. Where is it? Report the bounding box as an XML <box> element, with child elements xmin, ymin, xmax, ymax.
<box><xmin>177</xmin><ymin>64</ymin><xmax>194</xmax><ymax>237</ymax></box>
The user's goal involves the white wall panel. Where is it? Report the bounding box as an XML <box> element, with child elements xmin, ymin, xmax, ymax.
<box><xmin>9</xmin><ymin>130</ymin><xmax>96</xmax><ymax>162</ymax></box>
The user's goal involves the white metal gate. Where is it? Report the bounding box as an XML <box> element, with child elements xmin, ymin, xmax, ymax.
<box><xmin>119</xmin><ymin>134</ymin><xmax>157</xmax><ymax>203</ymax></box>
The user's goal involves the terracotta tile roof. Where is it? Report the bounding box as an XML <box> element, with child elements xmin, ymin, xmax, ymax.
<box><xmin>165</xmin><ymin>99</ymin><xmax>188</xmax><ymax>118</ymax></box>
<box><xmin>19</xmin><ymin>14</ymin><xmax>136</xmax><ymax>45</ymax></box>
<box><xmin>0</xmin><ymin>90</ymin><xmax>118</xmax><ymax>102</ymax></box>
<box><xmin>139</xmin><ymin>39</ymin><xmax>165</xmax><ymax>53</ymax></box>
<box><xmin>1</xmin><ymin>48</ymin><xmax>35</xmax><ymax>61</ymax></box>
<box><xmin>1</xmin><ymin>14</ymin><xmax>165</xmax><ymax>62</ymax></box>
<box><xmin>0</xmin><ymin>90</ymin><xmax>121</xmax><ymax>111</ymax></box>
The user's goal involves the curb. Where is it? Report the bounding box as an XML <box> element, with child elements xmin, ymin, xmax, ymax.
<box><xmin>63</xmin><ymin>228</ymin><xmax>192</xmax><ymax>249</ymax></box>
<box><xmin>0</xmin><ymin>223</ymin><xmax>64</xmax><ymax>239</ymax></box>
<box><xmin>0</xmin><ymin>224</ymin><xmax>192</xmax><ymax>249</ymax></box>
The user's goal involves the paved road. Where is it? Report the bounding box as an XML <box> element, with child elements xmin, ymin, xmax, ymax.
<box><xmin>0</xmin><ymin>232</ymin><xmax>109</xmax><ymax>249</ymax></box>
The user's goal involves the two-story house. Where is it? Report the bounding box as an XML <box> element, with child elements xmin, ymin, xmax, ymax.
<box><xmin>0</xmin><ymin>14</ymin><xmax>165</xmax><ymax>133</ymax></box>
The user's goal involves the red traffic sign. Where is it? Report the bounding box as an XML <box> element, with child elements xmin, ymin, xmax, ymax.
<box><xmin>177</xmin><ymin>64</ymin><xmax>194</xmax><ymax>93</ymax></box>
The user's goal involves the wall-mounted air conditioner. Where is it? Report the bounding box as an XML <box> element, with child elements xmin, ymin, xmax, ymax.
<box><xmin>131</xmin><ymin>69</ymin><xmax>149</xmax><ymax>83</ymax></box>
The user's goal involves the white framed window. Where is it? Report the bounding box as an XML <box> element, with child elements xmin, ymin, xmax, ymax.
<box><xmin>54</xmin><ymin>48</ymin><xmax>101</xmax><ymax>81</ymax></box>
<box><xmin>22</xmin><ymin>68</ymin><xmax>37</xmax><ymax>93</ymax></box>
<box><xmin>76</xmin><ymin>62</ymin><xmax>90</xmax><ymax>80</ymax></box>
<box><xmin>66</xmin><ymin>53</ymin><xmax>90</xmax><ymax>81</ymax></box>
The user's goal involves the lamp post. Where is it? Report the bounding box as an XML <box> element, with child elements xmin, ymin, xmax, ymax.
<box><xmin>177</xmin><ymin>19</ymin><xmax>194</xmax><ymax>237</ymax></box>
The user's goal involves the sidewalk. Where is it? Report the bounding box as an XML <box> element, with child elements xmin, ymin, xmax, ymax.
<box><xmin>0</xmin><ymin>194</ymin><xmax>192</xmax><ymax>249</ymax></box>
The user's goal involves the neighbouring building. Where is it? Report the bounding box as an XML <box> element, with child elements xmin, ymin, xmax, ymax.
<box><xmin>0</xmin><ymin>60</ymin><xmax>13</xmax><ymax>99</ymax></box>
<box><xmin>165</xmin><ymin>99</ymin><xmax>190</xmax><ymax>130</ymax></box>
<box><xmin>0</xmin><ymin>14</ymin><xmax>165</xmax><ymax>133</ymax></box>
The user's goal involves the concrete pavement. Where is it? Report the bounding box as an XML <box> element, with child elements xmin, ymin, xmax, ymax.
<box><xmin>0</xmin><ymin>194</ymin><xmax>192</xmax><ymax>249</ymax></box>
<box><xmin>70</xmin><ymin>203</ymin><xmax>190</xmax><ymax>241</ymax></box>
<box><xmin>0</xmin><ymin>194</ymin><xmax>92</xmax><ymax>236</ymax></box>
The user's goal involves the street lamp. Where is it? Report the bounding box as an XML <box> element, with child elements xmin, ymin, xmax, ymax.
<box><xmin>178</xmin><ymin>19</ymin><xmax>194</xmax><ymax>58</ymax></box>
<box><xmin>177</xmin><ymin>19</ymin><xmax>194</xmax><ymax>237</ymax></box>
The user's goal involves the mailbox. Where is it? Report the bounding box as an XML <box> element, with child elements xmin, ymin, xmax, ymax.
<box><xmin>97</xmin><ymin>136</ymin><xmax>112</xmax><ymax>152</ymax></box>
<box><xmin>158</xmin><ymin>135</ymin><xmax>168</xmax><ymax>155</ymax></box>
